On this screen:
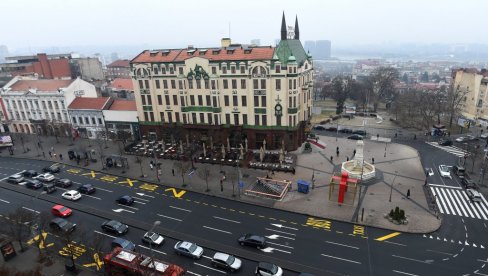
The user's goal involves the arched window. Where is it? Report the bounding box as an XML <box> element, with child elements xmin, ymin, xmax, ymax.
<box><xmin>252</xmin><ymin>66</ymin><xmax>267</xmax><ymax>78</ymax></box>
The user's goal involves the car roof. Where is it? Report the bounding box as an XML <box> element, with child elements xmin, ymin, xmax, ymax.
<box><xmin>258</xmin><ymin>262</ymin><xmax>276</xmax><ymax>269</ymax></box>
<box><xmin>213</xmin><ymin>252</ymin><xmax>230</xmax><ymax>261</ymax></box>
<box><xmin>247</xmin><ymin>234</ymin><xmax>264</xmax><ymax>241</ymax></box>
<box><xmin>178</xmin><ymin>241</ymin><xmax>194</xmax><ymax>249</ymax></box>
<box><xmin>51</xmin><ymin>217</ymin><xmax>65</xmax><ymax>223</ymax></box>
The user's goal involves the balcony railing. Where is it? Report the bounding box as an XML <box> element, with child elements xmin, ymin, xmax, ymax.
<box><xmin>288</xmin><ymin>107</ymin><xmax>298</xmax><ymax>114</ymax></box>
<box><xmin>181</xmin><ymin>106</ymin><xmax>221</xmax><ymax>113</ymax></box>
<box><xmin>254</xmin><ymin>108</ymin><xmax>266</xmax><ymax>114</ymax></box>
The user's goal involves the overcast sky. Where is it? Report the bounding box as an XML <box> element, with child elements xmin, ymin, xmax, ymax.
<box><xmin>2</xmin><ymin>0</ymin><xmax>486</xmax><ymax>50</ymax></box>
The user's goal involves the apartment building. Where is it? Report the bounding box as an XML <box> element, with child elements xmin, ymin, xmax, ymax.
<box><xmin>452</xmin><ymin>68</ymin><xmax>488</xmax><ymax>127</ymax></box>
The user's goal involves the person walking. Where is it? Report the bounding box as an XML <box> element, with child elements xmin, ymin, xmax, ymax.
<box><xmin>172</xmin><ymin>168</ymin><xmax>175</xmax><ymax>176</ymax></box>
<box><xmin>372</xmin><ymin>157</ymin><xmax>375</xmax><ymax>164</ymax></box>
<box><xmin>48</xmin><ymin>151</ymin><xmax>52</xmax><ymax>158</ymax></box>
<box><xmin>407</xmin><ymin>189</ymin><xmax>411</xmax><ymax>199</ymax></box>
<box><xmin>59</xmin><ymin>154</ymin><xmax>63</xmax><ymax>160</ymax></box>
<box><xmin>353</xmin><ymin>149</ymin><xmax>356</xmax><ymax>157</ymax></box>
<box><xmin>42</xmin><ymin>151</ymin><xmax>46</xmax><ymax>158</ymax></box>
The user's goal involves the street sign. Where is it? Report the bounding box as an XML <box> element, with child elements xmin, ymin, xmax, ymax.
<box><xmin>239</xmin><ymin>181</ymin><xmax>245</xmax><ymax>188</ymax></box>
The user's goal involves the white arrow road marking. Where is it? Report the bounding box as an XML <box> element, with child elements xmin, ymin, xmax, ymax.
<box><xmin>465</xmin><ymin>241</ymin><xmax>470</xmax><ymax>246</ymax></box>
<box><xmin>135</xmin><ymin>193</ymin><xmax>155</xmax><ymax>198</ymax></box>
<box><xmin>267</xmin><ymin>241</ymin><xmax>293</xmax><ymax>249</ymax></box>
<box><xmin>112</xmin><ymin>208</ymin><xmax>134</xmax><ymax>214</ymax></box>
<box><xmin>459</xmin><ymin>241</ymin><xmax>462</xmax><ymax>244</ymax></box>
<box><xmin>94</xmin><ymin>230</ymin><xmax>116</xmax><ymax>239</ymax></box>
<box><xmin>137</xmin><ymin>245</ymin><xmax>167</xmax><ymax>255</ymax></box>
<box><xmin>482</xmin><ymin>245</ymin><xmax>485</xmax><ymax>249</ymax></box>
<box><xmin>157</xmin><ymin>213</ymin><xmax>182</xmax><ymax>221</ymax></box>
<box><xmin>0</xmin><ymin>198</ymin><xmax>10</xmax><ymax>204</ymax></box>
<box><xmin>116</xmin><ymin>204</ymin><xmax>138</xmax><ymax>210</ymax></box>
<box><xmin>391</xmin><ymin>254</ymin><xmax>431</xmax><ymax>264</ymax></box>
<box><xmin>133</xmin><ymin>196</ymin><xmax>150</xmax><ymax>202</ymax></box>
<box><xmin>203</xmin><ymin>226</ymin><xmax>232</xmax><ymax>234</ymax></box>
<box><xmin>193</xmin><ymin>263</ymin><xmax>226</xmax><ymax>274</ymax></box>
<box><xmin>474</xmin><ymin>243</ymin><xmax>478</xmax><ymax>247</ymax></box>
<box><xmin>260</xmin><ymin>247</ymin><xmax>291</xmax><ymax>254</ymax></box>
<box><xmin>22</xmin><ymin>207</ymin><xmax>39</xmax><ymax>213</ymax></box>
<box><xmin>213</xmin><ymin>216</ymin><xmax>241</xmax><ymax>224</ymax></box>
<box><xmin>265</xmin><ymin>228</ymin><xmax>296</xmax><ymax>236</ymax></box>
<box><xmin>325</xmin><ymin>241</ymin><xmax>359</xmax><ymax>250</ymax></box>
<box><xmin>423</xmin><ymin>234</ymin><xmax>426</xmax><ymax>238</ymax></box>
<box><xmin>321</xmin><ymin>254</ymin><xmax>361</xmax><ymax>264</ymax></box>
<box><xmin>270</xmin><ymin>223</ymin><xmax>298</xmax><ymax>230</ymax></box>
<box><xmin>474</xmin><ymin>270</ymin><xmax>488</xmax><ymax>276</ymax></box>
<box><xmin>170</xmin><ymin>206</ymin><xmax>192</xmax><ymax>212</ymax></box>
<box><xmin>134</xmin><ymin>201</ymin><xmax>146</xmax><ymax>205</ymax></box>
<box><xmin>266</xmin><ymin>234</ymin><xmax>295</xmax><ymax>240</ymax></box>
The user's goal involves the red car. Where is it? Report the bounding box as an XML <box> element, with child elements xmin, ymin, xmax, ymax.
<box><xmin>51</xmin><ymin>205</ymin><xmax>72</xmax><ymax>217</ymax></box>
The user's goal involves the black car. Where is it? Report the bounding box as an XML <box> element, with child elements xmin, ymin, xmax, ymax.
<box><xmin>43</xmin><ymin>164</ymin><xmax>61</xmax><ymax>173</ymax></box>
<box><xmin>462</xmin><ymin>178</ymin><xmax>477</xmax><ymax>189</ymax></box>
<box><xmin>347</xmin><ymin>134</ymin><xmax>363</xmax><ymax>140</ymax></box>
<box><xmin>25</xmin><ymin>179</ymin><xmax>43</xmax><ymax>189</ymax></box>
<box><xmin>352</xmin><ymin>130</ymin><xmax>367</xmax><ymax>136</ymax></box>
<box><xmin>43</xmin><ymin>183</ymin><xmax>57</xmax><ymax>193</ymax></box>
<box><xmin>438</xmin><ymin>139</ymin><xmax>453</xmax><ymax>146</ymax></box>
<box><xmin>238</xmin><ymin>234</ymin><xmax>266</xmax><ymax>249</ymax></box>
<box><xmin>55</xmin><ymin>178</ymin><xmax>72</xmax><ymax>188</ymax></box>
<box><xmin>313</xmin><ymin>125</ymin><xmax>326</xmax><ymax>131</ymax></box>
<box><xmin>78</xmin><ymin>184</ymin><xmax>96</xmax><ymax>194</ymax></box>
<box><xmin>50</xmin><ymin>218</ymin><xmax>76</xmax><ymax>233</ymax></box>
<box><xmin>21</xmin><ymin>170</ymin><xmax>38</xmax><ymax>177</ymax></box>
<box><xmin>339</xmin><ymin>128</ymin><xmax>353</xmax><ymax>133</ymax></box>
<box><xmin>325</xmin><ymin>126</ymin><xmax>338</xmax><ymax>132</ymax></box>
<box><xmin>101</xmin><ymin>220</ymin><xmax>128</xmax><ymax>235</ymax></box>
<box><xmin>116</xmin><ymin>195</ymin><xmax>134</xmax><ymax>206</ymax></box>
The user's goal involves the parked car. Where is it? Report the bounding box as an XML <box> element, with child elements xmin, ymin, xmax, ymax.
<box><xmin>7</xmin><ymin>174</ymin><xmax>24</xmax><ymax>184</ymax></box>
<box><xmin>452</xmin><ymin>165</ymin><xmax>466</xmax><ymax>177</ymax></box>
<box><xmin>20</xmin><ymin>170</ymin><xmax>38</xmax><ymax>177</ymax></box>
<box><xmin>50</xmin><ymin>218</ymin><xmax>76</xmax><ymax>233</ymax></box>
<box><xmin>438</xmin><ymin>165</ymin><xmax>452</xmax><ymax>179</ymax></box>
<box><xmin>51</xmin><ymin>205</ymin><xmax>72</xmax><ymax>217</ymax></box>
<box><xmin>55</xmin><ymin>178</ymin><xmax>72</xmax><ymax>188</ymax></box>
<box><xmin>141</xmin><ymin>232</ymin><xmax>165</xmax><ymax>246</ymax></box>
<box><xmin>238</xmin><ymin>234</ymin><xmax>266</xmax><ymax>249</ymax></box>
<box><xmin>347</xmin><ymin>134</ymin><xmax>363</xmax><ymax>140</ymax></box>
<box><xmin>35</xmin><ymin>173</ymin><xmax>55</xmax><ymax>182</ymax></box>
<box><xmin>43</xmin><ymin>183</ymin><xmax>57</xmax><ymax>193</ymax></box>
<box><xmin>78</xmin><ymin>184</ymin><xmax>96</xmax><ymax>194</ymax></box>
<box><xmin>352</xmin><ymin>130</ymin><xmax>367</xmax><ymax>136</ymax></box>
<box><xmin>313</xmin><ymin>125</ymin><xmax>326</xmax><ymax>131</ymax></box>
<box><xmin>481</xmin><ymin>133</ymin><xmax>488</xmax><ymax>140</ymax></box>
<box><xmin>438</xmin><ymin>139</ymin><xmax>453</xmax><ymax>146</ymax></box>
<box><xmin>116</xmin><ymin>195</ymin><xmax>134</xmax><ymax>206</ymax></box>
<box><xmin>255</xmin><ymin>262</ymin><xmax>283</xmax><ymax>276</ymax></box>
<box><xmin>467</xmin><ymin>189</ymin><xmax>482</xmax><ymax>203</ymax></box>
<box><xmin>462</xmin><ymin>178</ymin><xmax>477</xmax><ymax>189</ymax></box>
<box><xmin>112</xmin><ymin>237</ymin><xmax>135</xmax><ymax>251</ymax></box>
<box><xmin>339</xmin><ymin>128</ymin><xmax>353</xmax><ymax>133</ymax></box>
<box><xmin>101</xmin><ymin>220</ymin><xmax>128</xmax><ymax>235</ymax></box>
<box><xmin>25</xmin><ymin>179</ymin><xmax>43</xmax><ymax>189</ymax></box>
<box><xmin>43</xmin><ymin>164</ymin><xmax>61</xmax><ymax>173</ymax></box>
<box><xmin>211</xmin><ymin>252</ymin><xmax>242</xmax><ymax>272</ymax></box>
<box><xmin>455</xmin><ymin>136</ymin><xmax>469</xmax><ymax>143</ymax></box>
<box><xmin>174</xmin><ymin>241</ymin><xmax>203</xmax><ymax>259</ymax></box>
<box><xmin>61</xmin><ymin>190</ymin><xmax>82</xmax><ymax>201</ymax></box>
<box><xmin>325</xmin><ymin>126</ymin><xmax>338</xmax><ymax>132</ymax></box>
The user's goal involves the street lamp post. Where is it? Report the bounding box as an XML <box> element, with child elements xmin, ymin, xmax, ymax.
<box><xmin>384</xmin><ymin>141</ymin><xmax>388</xmax><ymax>158</ymax></box>
<box><xmin>148</xmin><ymin>220</ymin><xmax>161</xmax><ymax>273</ymax></box>
<box><xmin>389</xmin><ymin>171</ymin><xmax>398</xmax><ymax>202</ymax></box>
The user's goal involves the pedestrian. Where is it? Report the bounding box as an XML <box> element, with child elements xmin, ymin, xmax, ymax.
<box><xmin>330</xmin><ymin>156</ymin><xmax>333</xmax><ymax>162</ymax></box>
<box><xmin>347</xmin><ymin>157</ymin><xmax>349</xmax><ymax>161</ymax></box>
<box><xmin>50</xmin><ymin>146</ymin><xmax>54</xmax><ymax>152</ymax></box>
<box><xmin>42</xmin><ymin>152</ymin><xmax>46</xmax><ymax>158</ymax></box>
<box><xmin>53</xmin><ymin>153</ymin><xmax>57</xmax><ymax>159</ymax></box>
<box><xmin>336</xmin><ymin>149</ymin><xmax>339</xmax><ymax>157</ymax></box>
<box><xmin>377</xmin><ymin>134</ymin><xmax>379</xmax><ymax>140</ymax></box>
<box><xmin>414</xmin><ymin>134</ymin><xmax>417</xmax><ymax>140</ymax></box>
<box><xmin>271</xmin><ymin>169</ymin><xmax>275</xmax><ymax>175</ymax></box>
<box><xmin>150</xmin><ymin>163</ymin><xmax>154</xmax><ymax>170</ymax></box>
<box><xmin>372</xmin><ymin>157</ymin><xmax>375</xmax><ymax>164</ymax></box>
<box><xmin>172</xmin><ymin>168</ymin><xmax>175</xmax><ymax>176</ymax></box>
<box><xmin>59</xmin><ymin>154</ymin><xmax>63</xmax><ymax>160</ymax></box>
<box><xmin>395</xmin><ymin>133</ymin><xmax>397</xmax><ymax>138</ymax></box>
<box><xmin>336</xmin><ymin>146</ymin><xmax>339</xmax><ymax>152</ymax></box>
<box><xmin>407</xmin><ymin>189</ymin><xmax>411</xmax><ymax>199</ymax></box>
<box><xmin>48</xmin><ymin>151</ymin><xmax>52</xmax><ymax>158</ymax></box>
<box><xmin>292</xmin><ymin>167</ymin><xmax>296</xmax><ymax>175</ymax></box>
<box><xmin>424</xmin><ymin>178</ymin><xmax>428</xmax><ymax>186</ymax></box>
<box><xmin>220</xmin><ymin>180</ymin><xmax>224</xmax><ymax>192</ymax></box>
<box><xmin>353</xmin><ymin>149</ymin><xmax>356</xmax><ymax>157</ymax></box>
<box><xmin>37</xmin><ymin>142</ymin><xmax>41</xmax><ymax>148</ymax></box>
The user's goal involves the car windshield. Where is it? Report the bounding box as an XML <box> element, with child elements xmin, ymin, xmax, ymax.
<box><xmin>58</xmin><ymin>220</ymin><xmax>67</xmax><ymax>227</ymax></box>
<box><xmin>59</xmin><ymin>207</ymin><xmax>68</xmax><ymax>212</ymax></box>
<box><xmin>189</xmin><ymin>244</ymin><xmax>197</xmax><ymax>252</ymax></box>
<box><xmin>72</xmin><ymin>191</ymin><xmax>80</xmax><ymax>196</ymax></box>
<box><xmin>112</xmin><ymin>221</ymin><xmax>122</xmax><ymax>228</ymax></box>
<box><xmin>226</xmin><ymin>255</ymin><xmax>235</xmax><ymax>265</ymax></box>
<box><xmin>148</xmin><ymin>233</ymin><xmax>158</xmax><ymax>241</ymax></box>
<box><xmin>440</xmin><ymin>166</ymin><xmax>447</xmax><ymax>172</ymax></box>
<box><xmin>269</xmin><ymin>264</ymin><xmax>278</xmax><ymax>273</ymax></box>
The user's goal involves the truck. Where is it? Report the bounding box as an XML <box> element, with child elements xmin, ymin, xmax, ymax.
<box><xmin>104</xmin><ymin>247</ymin><xmax>185</xmax><ymax>276</ymax></box>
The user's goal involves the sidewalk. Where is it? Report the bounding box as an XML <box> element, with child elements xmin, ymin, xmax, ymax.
<box><xmin>3</xmin><ymin>133</ymin><xmax>440</xmax><ymax>233</ymax></box>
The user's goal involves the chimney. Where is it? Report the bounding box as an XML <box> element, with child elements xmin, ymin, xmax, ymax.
<box><xmin>221</xmin><ymin>38</ymin><xmax>231</xmax><ymax>48</ymax></box>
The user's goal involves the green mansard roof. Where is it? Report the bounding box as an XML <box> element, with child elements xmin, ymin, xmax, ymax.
<box><xmin>274</xmin><ymin>39</ymin><xmax>309</xmax><ymax>66</ymax></box>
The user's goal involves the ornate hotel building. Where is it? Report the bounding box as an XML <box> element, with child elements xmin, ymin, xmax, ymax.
<box><xmin>131</xmin><ymin>14</ymin><xmax>313</xmax><ymax>150</ymax></box>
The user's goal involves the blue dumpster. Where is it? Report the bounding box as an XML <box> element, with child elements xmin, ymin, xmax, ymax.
<box><xmin>297</xmin><ymin>180</ymin><xmax>310</xmax><ymax>194</ymax></box>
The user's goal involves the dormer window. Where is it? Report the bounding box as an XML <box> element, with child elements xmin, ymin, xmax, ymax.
<box><xmin>178</xmin><ymin>67</ymin><xmax>183</xmax><ymax>75</ymax></box>
<box><xmin>187</xmin><ymin>49</ymin><xmax>195</xmax><ymax>56</ymax></box>
<box><xmin>149</xmin><ymin>51</ymin><xmax>158</xmax><ymax>57</ymax></box>
<box><xmin>169</xmin><ymin>67</ymin><xmax>174</xmax><ymax>74</ymax></box>
<box><xmin>212</xmin><ymin>49</ymin><xmax>220</xmax><ymax>55</ymax></box>
<box><xmin>231</xmin><ymin>66</ymin><xmax>236</xmax><ymax>74</ymax></box>
<box><xmin>162</xmin><ymin>50</ymin><xmax>170</xmax><ymax>56</ymax></box>
<box><xmin>199</xmin><ymin>49</ymin><xmax>207</xmax><ymax>55</ymax></box>
<box><xmin>222</xmin><ymin>66</ymin><xmax>227</xmax><ymax>74</ymax></box>
<box><xmin>244</xmin><ymin>49</ymin><xmax>252</xmax><ymax>54</ymax></box>
<box><xmin>161</xmin><ymin>67</ymin><xmax>166</xmax><ymax>74</ymax></box>
<box><xmin>227</xmin><ymin>49</ymin><xmax>234</xmax><ymax>54</ymax></box>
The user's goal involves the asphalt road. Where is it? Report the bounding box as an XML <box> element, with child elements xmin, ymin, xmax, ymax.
<box><xmin>0</xmin><ymin>153</ymin><xmax>488</xmax><ymax>275</ymax></box>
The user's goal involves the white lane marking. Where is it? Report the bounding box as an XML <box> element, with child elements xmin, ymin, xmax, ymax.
<box><xmin>325</xmin><ymin>240</ymin><xmax>359</xmax><ymax>249</ymax></box>
<box><xmin>477</xmin><ymin>259</ymin><xmax>488</xmax><ymax>263</ymax></box>
<box><xmin>22</xmin><ymin>206</ymin><xmax>39</xmax><ymax>213</ymax></box>
<box><xmin>157</xmin><ymin>213</ymin><xmax>182</xmax><ymax>222</ymax></box>
<box><xmin>384</xmin><ymin>241</ymin><xmax>406</xmax><ymax>247</ymax></box>
<box><xmin>392</xmin><ymin>270</ymin><xmax>419</xmax><ymax>276</ymax></box>
<box><xmin>449</xmin><ymin>188</ymin><xmax>468</xmax><ymax>217</ymax></box>
<box><xmin>429</xmin><ymin>183</ymin><xmax>461</xmax><ymax>189</ymax></box>
<box><xmin>193</xmin><ymin>262</ymin><xmax>226</xmax><ymax>274</ymax></box>
<box><xmin>474</xmin><ymin>271</ymin><xmax>488</xmax><ymax>276</ymax></box>
<box><xmin>186</xmin><ymin>271</ymin><xmax>202</xmax><ymax>276</ymax></box>
<box><xmin>94</xmin><ymin>187</ymin><xmax>113</xmax><ymax>193</ymax></box>
<box><xmin>461</xmin><ymin>192</ymin><xmax>482</xmax><ymax>219</ymax></box>
<box><xmin>439</xmin><ymin>188</ymin><xmax>456</xmax><ymax>214</ymax></box>
<box><xmin>134</xmin><ymin>201</ymin><xmax>146</xmax><ymax>205</ymax></box>
<box><xmin>133</xmin><ymin>196</ymin><xmax>150</xmax><ymax>202</ymax></box>
<box><xmin>0</xmin><ymin>198</ymin><xmax>10</xmax><ymax>204</ymax></box>
<box><xmin>434</xmin><ymin>187</ymin><xmax>449</xmax><ymax>214</ymax></box>
<box><xmin>266</xmin><ymin>234</ymin><xmax>295</xmax><ymax>240</ymax></box>
<box><xmin>0</xmin><ymin>176</ymin><xmax>10</xmax><ymax>181</ymax></box>
<box><xmin>112</xmin><ymin>208</ymin><xmax>134</xmax><ymax>214</ymax></box>
<box><xmin>82</xmin><ymin>194</ymin><xmax>102</xmax><ymax>200</ymax></box>
<box><xmin>137</xmin><ymin>245</ymin><xmax>167</xmax><ymax>255</ymax></box>
<box><xmin>445</xmin><ymin>189</ymin><xmax>462</xmax><ymax>216</ymax></box>
<box><xmin>116</xmin><ymin>204</ymin><xmax>139</xmax><ymax>210</ymax></box>
<box><xmin>267</xmin><ymin>241</ymin><xmax>294</xmax><ymax>249</ymax></box>
<box><xmin>261</xmin><ymin>247</ymin><xmax>292</xmax><ymax>254</ymax></box>
<box><xmin>203</xmin><ymin>226</ymin><xmax>232</xmax><ymax>234</ymax></box>
<box><xmin>201</xmin><ymin>255</ymin><xmax>212</xmax><ymax>260</ymax></box>
<box><xmin>135</xmin><ymin>193</ymin><xmax>155</xmax><ymax>198</ymax></box>
<box><xmin>477</xmin><ymin>197</ymin><xmax>488</xmax><ymax>217</ymax></box>
<box><xmin>213</xmin><ymin>216</ymin><xmax>241</xmax><ymax>224</ymax></box>
<box><xmin>265</xmin><ymin>228</ymin><xmax>296</xmax><ymax>236</ymax></box>
<box><xmin>270</xmin><ymin>223</ymin><xmax>299</xmax><ymax>231</ymax></box>
<box><xmin>169</xmin><ymin>205</ymin><xmax>192</xmax><ymax>212</ymax></box>
<box><xmin>473</xmin><ymin>200</ymin><xmax>488</xmax><ymax>220</ymax></box>
<box><xmin>456</xmin><ymin>190</ymin><xmax>475</xmax><ymax>218</ymax></box>
<box><xmin>430</xmin><ymin>188</ymin><xmax>444</xmax><ymax>213</ymax></box>
<box><xmin>391</xmin><ymin>254</ymin><xmax>431</xmax><ymax>264</ymax></box>
<box><xmin>93</xmin><ymin>230</ymin><xmax>116</xmax><ymax>239</ymax></box>
<box><xmin>426</xmin><ymin>249</ymin><xmax>454</xmax><ymax>256</ymax></box>
<box><xmin>321</xmin><ymin>254</ymin><xmax>361</xmax><ymax>264</ymax></box>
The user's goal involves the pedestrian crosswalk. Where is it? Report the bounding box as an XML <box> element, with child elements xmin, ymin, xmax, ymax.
<box><xmin>430</xmin><ymin>185</ymin><xmax>488</xmax><ymax>220</ymax></box>
<box><xmin>425</xmin><ymin>142</ymin><xmax>468</xmax><ymax>158</ymax></box>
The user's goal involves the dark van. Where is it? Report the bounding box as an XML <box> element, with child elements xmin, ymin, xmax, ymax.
<box><xmin>43</xmin><ymin>183</ymin><xmax>57</xmax><ymax>194</ymax></box>
<box><xmin>452</xmin><ymin>165</ymin><xmax>465</xmax><ymax>177</ymax></box>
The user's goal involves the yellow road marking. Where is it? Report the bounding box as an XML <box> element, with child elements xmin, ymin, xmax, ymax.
<box><xmin>82</xmin><ymin>171</ymin><xmax>98</xmax><ymax>178</ymax></box>
<box><xmin>67</xmin><ymin>168</ymin><xmax>82</xmax><ymax>174</ymax></box>
<box><xmin>139</xmin><ymin>183</ymin><xmax>158</xmax><ymax>191</ymax></box>
<box><xmin>353</xmin><ymin>225</ymin><xmax>365</xmax><ymax>235</ymax></box>
<box><xmin>83</xmin><ymin>253</ymin><xmax>104</xmax><ymax>270</ymax></box>
<box><xmin>164</xmin><ymin>188</ymin><xmax>186</xmax><ymax>198</ymax></box>
<box><xmin>375</xmin><ymin>232</ymin><xmax>401</xmax><ymax>241</ymax></box>
<box><xmin>100</xmin><ymin>175</ymin><xmax>118</xmax><ymax>182</ymax></box>
<box><xmin>27</xmin><ymin>231</ymin><xmax>54</xmax><ymax>249</ymax></box>
<box><xmin>118</xmin><ymin>178</ymin><xmax>137</xmax><ymax>187</ymax></box>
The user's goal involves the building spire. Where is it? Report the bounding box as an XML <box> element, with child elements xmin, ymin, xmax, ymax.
<box><xmin>281</xmin><ymin>12</ymin><xmax>287</xmax><ymax>40</ymax></box>
<box><xmin>294</xmin><ymin>15</ymin><xmax>300</xmax><ymax>40</ymax></box>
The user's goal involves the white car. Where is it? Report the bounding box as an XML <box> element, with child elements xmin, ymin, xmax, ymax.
<box><xmin>425</xmin><ymin>168</ymin><xmax>434</xmax><ymax>177</ymax></box>
<box><xmin>438</xmin><ymin>165</ymin><xmax>452</xmax><ymax>179</ymax></box>
<box><xmin>35</xmin><ymin>173</ymin><xmax>55</xmax><ymax>182</ymax></box>
<box><xmin>62</xmin><ymin>190</ymin><xmax>81</xmax><ymax>201</ymax></box>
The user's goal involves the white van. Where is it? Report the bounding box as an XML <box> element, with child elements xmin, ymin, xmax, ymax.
<box><xmin>467</xmin><ymin>189</ymin><xmax>482</xmax><ymax>203</ymax></box>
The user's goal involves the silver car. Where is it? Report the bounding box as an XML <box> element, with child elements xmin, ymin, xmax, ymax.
<box><xmin>211</xmin><ymin>252</ymin><xmax>242</xmax><ymax>272</ymax></box>
<box><xmin>174</xmin><ymin>241</ymin><xmax>203</xmax><ymax>259</ymax></box>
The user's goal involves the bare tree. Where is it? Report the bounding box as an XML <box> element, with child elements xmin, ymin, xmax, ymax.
<box><xmin>368</xmin><ymin>67</ymin><xmax>399</xmax><ymax>112</ymax></box>
<box><xmin>197</xmin><ymin>164</ymin><xmax>211</xmax><ymax>192</ymax></box>
<box><xmin>331</xmin><ymin>75</ymin><xmax>353</xmax><ymax>114</ymax></box>
<box><xmin>173</xmin><ymin>160</ymin><xmax>191</xmax><ymax>187</ymax></box>
<box><xmin>1</xmin><ymin>207</ymin><xmax>36</xmax><ymax>252</ymax></box>
<box><xmin>96</xmin><ymin>131</ymin><xmax>107</xmax><ymax>169</ymax></box>
<box><xmin>227</xmin><ymin>167</ymin><xmax>239</xmax><ymax>197</ymax></box>
<box><xmin>447</xmin><ymin>84</ymin><xmax>470</xmax><ymax>128</ymax></box>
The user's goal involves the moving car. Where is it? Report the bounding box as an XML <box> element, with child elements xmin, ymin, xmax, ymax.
<box><xmin>174</xmin><ymin>241</ymin><xmax>203</xmax><ymax>259</ymax></box>
<box><xmin>21</xmin><ymin>170</ymin><xmax>38</xmax><ymax>177</ymax></box>
<box><xmin>141</xmin><ymin>232</ymin><xmax>165</xmax><ymax>246</ymax></box>
<box><xmin>467</xmin><ymin>189</ymin><xmax>482</xmax><ymax>203</ymax></box>
<box><xmin>111</xmin><ymin>238</ymin><xmax>135</xmax><ymax>251</ymax></box>
<box><xmin>43</xmin><ymin>183</ymin><xmax>57</xmax><ymax>193</ymax></box>
<box><xmin>43</xmin><ymin>164</ymin><xmax>61</xmax><ymax>173</ymax></box>
<box><xmin>352</xmin><ymin>130</ymin><xmax>367</xmax><ymax>136</ymax></box>
<box><xmin>452</xmin><ymin>165</ymin><xmax>466</xmax><ymax>177</ymax></box>
<box><xmin>238</xmin><ymin>234</ymin><xmax>267</xmax><ymax>249</ymax></box>
<box><xmin>456</xmin><ymin>135</ymin><xmax>476</xmax><ymax>143</ymax></box>
<box><xmin>211</xmin><ymin>252</ymin><xmax>242</xmax><ymax>272</ymax></box>
<box><xmin>51</xmin><ymin>205</ymin><xmax>72</xmax><ymax>217</ymax></box>
<box><xmin>116</xmin><ymin>195</ymin><xmax>134</xmax><ymax>206</ymax></box>
<box><xmin>347</xmin><ymin>134</ymin><xmax>363</xmax><ymax>140</ymax></box>
<box><xmin>438</xmin><ymin>139</ymin><xmax>453</xmax><ymax>146</ymax></box>
<box><xmin>50</xmin><ymin>218</ymin><xmax>76</xmax><ymax>233</ymax></box>
<box><xmin>54</xmin><ymin>178</ymin><xmax>72</xmax><ymax>188</ymax></box>
<box><xmin>101</xmin><ymin>220</ymin><xmax>128</xmax><ymax>235</ymax></box>
<box><xmin>325</xmin><ymin>126</ymin><xmax>338</xmax><ymax>132</ymax></box>
<box><xmin>462</xmin><ymin>178</ymin><xmax>477</xmax><ymax>189</ymax></box>
<box><xmin>62</xmin><ymin>190</ymin><xmax>82</xmax><ymax>201</ymax></box>
<box><xmin>481</xmin><ymin>133</ymin><xmax>488</xmax><ymax>140</ymax></box>
<box><xmin>255</xmin><ymin>262</ymin><xmax>283</xmax><ymax>276</ymax></box>
<box><xmin>339</xmin><ymin>128</ymin><xmax>353</xmax><ymax>133</ymax></box>
<box><xmin>25</xmin><ymin>179</ymin><xmax>43</xmax><ymax>189</ymax></box>
<box><xmin>78</xmin><ymin>184</ymin><xmax>96</xmax><ymax>194</ymax></box>
<box><xmin>35</xmin><ymin>173</ymin><xmax>55</xmax><ymax>182</ymax></box>
<box><xmin>438</xmin><ymin>165</ymin><xmax>452</xmax><ymax>179</ymax></box>
<box><xmin>7</xmin><ymin>174</ymin><xmax>24</xmax><ymax>184</ymax></box>
<box><xmin>313</xmin><ymin>125</ymin><xmax>326</xmax><ymax>131</ymax></box>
